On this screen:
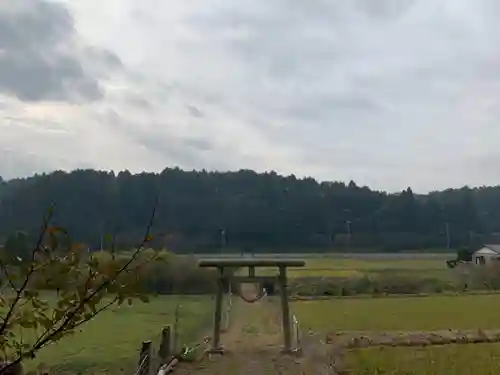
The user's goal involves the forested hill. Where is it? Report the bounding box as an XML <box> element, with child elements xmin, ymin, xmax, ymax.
<box><xmin>0</xmin><ymin>168</ymin><xmax>499</xmax><ymax>252</ymax></box>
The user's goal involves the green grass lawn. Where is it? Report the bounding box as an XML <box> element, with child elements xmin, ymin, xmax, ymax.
<box><xmin>293</xmin><ymin>294</ymin><xmax>500</xmax><ymax>332</ymax></box>
<box><xmin>24</xmin><ymin>295</ymin><xmax>213</xmax><ymax>373</ymax></box>
<box><xmin>295</xmin><ymin>294</ymin><xmax>500</xmax><ymax>374</ymax></box>
<box><xmin>346</xmin><ymin>344</ymin><xmax>500</xmax><ymax>375</ymax></box>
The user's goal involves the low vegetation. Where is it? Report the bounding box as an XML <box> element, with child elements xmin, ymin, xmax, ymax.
<box><xmin>3</xmin><ymin>235</ymin><xmax>500</xmax><ymax>375</ymax></box>
<box><xmin>289</xmin><ymin>273</ymin><xmax>460</xmax><ymax>296</ymax></box>
<box><xmin>5</xmin><ymin>166</ymin><xmax>500</xmax><ymax>374</ymax></box>
<box><xmin>290</xmin><ymin>293</ymin><xmax>500</xmax><ymax>374</ymax></box>
<box><xmin>0</xmin><ymin>211</ymin><xmax>219</xmax><ymax>374</ymax></box>
<box><xmin>298</xmin><ymin>258</ymin><xmax>448</xmax><ymax>271</ymax></box>
<box><xmin>346</xmin><ymin>344</ymin><xmax>500</xmax><ymax>375</ymax></box>
<box><xmin>25</xmin><ymin>295</ymin><xmax>213</xmax><ymax>373</ymax></box>
<box><xmin>294</xmin><ymin>294</ymin><xmax>500</xmax><ymax>332</ymax></box>
<box><xmin>263</xmin><ymin>257</ymin><xmax>500</xmax><ymax>296</ymax></box>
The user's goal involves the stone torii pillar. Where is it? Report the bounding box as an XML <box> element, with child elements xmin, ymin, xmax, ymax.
<box><xmin>198</xmin><ymin>258</ymin><xmax>305</xmax><ymax>354</ymax></box>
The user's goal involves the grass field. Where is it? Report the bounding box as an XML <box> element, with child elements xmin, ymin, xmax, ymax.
<box><xmin>292</xmin><ymin>294</ymin><xmax>500</xmax><ymax>374</ymax></box>
<box><xmin>345</xmin><ymin>344</ymin><xmax>500</xmax><ymax>375</ymax></box>
<box><xmin>25</xmin><ymin>295</ymin><xmax>213</xmax><ymax>373</ymax></box>
<box><xmin>294</xmin><ymin>294</ymin><xmax>500</xmax><ymax>331</ymax></box>
<box><xmin>190</xmin><ymin>253</ymin><xmax>500</xmax><ymax>374</ymax></box>
<box><xmin>22</xmin><ymin>253</ymin><xmax>485</xmax><ymax>374</ymax></box>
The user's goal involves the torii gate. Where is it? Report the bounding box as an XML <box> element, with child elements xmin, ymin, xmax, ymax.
<box><xmin>198</xmin><ymin>258</ymin><xmax>305</xmax><ymax>354</ymax></box>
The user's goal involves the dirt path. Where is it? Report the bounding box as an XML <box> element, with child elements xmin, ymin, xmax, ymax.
<box><xmin>176</xmin><ymin>285</ymin><xmax>332</xmax><ymax>374</ymax></box>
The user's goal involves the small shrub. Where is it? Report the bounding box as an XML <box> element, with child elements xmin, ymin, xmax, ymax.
<box><xmin>289</xmin><ymin>273</ymin><xmax>452</xmax><ymax>297</ymax></box>
<box><xmin>469</xmin><ymin>263</ymin><xmax>500</xmax><ymax>291</ymax></box>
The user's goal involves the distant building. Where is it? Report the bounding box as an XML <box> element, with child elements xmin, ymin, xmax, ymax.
<box><xmin>472</xmin><ymin>244</ymin><xmax>500</xmax><ymax>265</ymax></box>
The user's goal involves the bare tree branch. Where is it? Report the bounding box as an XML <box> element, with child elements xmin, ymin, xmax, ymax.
<box><xmin>18</xmin><ymin>198</ymin><xmax>157</xmax><ymax>364</ymax></box>
<box><xmin>31</xmin><ymin>295</ymin><xmax>120</xmax><ymax>355</ymax></box>
<box><xmin>0</xmin><ymin>259</ymin><xmax>16</xmax><ymax>293</ymax></box>
<box><xmin>0</xmin><ymin>197</ymin><xmax>159</xmax><ymax>374</ymax></box>
<box><xmin>0</xmin><ymin>205</ymin><xmax>55</xmax><ymax>337</ymax></box>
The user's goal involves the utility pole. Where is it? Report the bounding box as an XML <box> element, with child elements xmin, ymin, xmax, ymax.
<box><xmin>343</xmin><ymin>208</ymin><xmax>352</xmax><ymax>248</ymax></box>
<box><xmin>100</xmin><ymin>220</ymin><xmax>104</xmax><ymax>251</ymax></box>
<box><xmin>220</xmin><ymin>228</ymin><xmax>226</xmax><ymax>255</ymax></box>
<box><xmin>444</xmin><ymin>222</ymin><xmax>450</xmax><ymax>249</ymax></box>
<box><xmin>346</xmin><ymin>220</ymin><xmax>352</xmax><ymax>247</ymax></box>
<box><xmin>327</xmin><ymin>221</ymin><xmax>333</xmax><ymax>247</ymax></box>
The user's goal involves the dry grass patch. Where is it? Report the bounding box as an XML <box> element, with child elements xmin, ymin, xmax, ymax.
<box><xmin>304</xmin><ymin>258</ymin><xmax>446</xmax><ymax>271</ymax></box>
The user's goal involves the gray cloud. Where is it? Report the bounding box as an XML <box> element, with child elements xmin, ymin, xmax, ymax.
<box><xmin>136</xmin><ymin>134</ymin><xmax>210</xmax><ymax>169</ymax></box>
<box><xmin>92</xmin><ymin>105</ymin><xmax>217</xmax><ymax>171</ymax></box>
<box><xmin>354</xmin><ymin>0</ymin><xmax>416</xmax><ymax>19</ymax></box>
<box><xmin>186</xmin><ymin>105</ymin><xmax>204</xmax><ymax>118</ymax></box>
<box><xmin>3</xmin><ymin>0</ymin><xmax>500</xmax><ymax>192</ymax></box>
<box><xmin>183</xmin><ymin>137</ymin><xmax>213</xmax><ymax>151</ymax></box>
<box><xmin>0</xmin><ymin>0</ymin><xmax>120</xmax><ymax>102</ymax></box>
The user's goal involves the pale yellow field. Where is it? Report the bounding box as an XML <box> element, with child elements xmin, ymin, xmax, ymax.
<box><xmin>288</xmin><ymin>268</ymin><xmax>364</xmax><ymax>278</ymax></box>
<box><xmin>249</xmin><ymin>267</ymin><xmax>363</xmax><ymax>278</ymax></box>
<box><xmin>243</xmin><ymin>256</ymin><xmax>447</xmax><ymax>279</ymax></box>
<box><xmin>302</xmin><ymin>257</ymin><xmax>446</xmax><ymax>271</ymax></box>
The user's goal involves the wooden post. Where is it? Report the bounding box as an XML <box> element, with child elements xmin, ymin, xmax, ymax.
<box><xmin>138</xmin><ymin>340</ymin><xmax>151</xmax><ymax>375</ymax></box>
<box><xmin>158</xmin><ymin>326</ymin><xmax>171</xmax><ymax>362</ymax></box>
<box><xmin>279</xmin><ymin>265</ymin><xmax>292</xmax><ymax>353</ymax></box>
<box><xmin>210</xmin><ymin>267</ymin><xmax>224</xmax><ymax>353</ymax></box>
<box><xmin>293</xmin><ymin>314</ymin><xmax>301</xmax><ymax>352</ymax></box>
<box><xmin>173</xmin><ymin>303</ymin><xmax>181</xmax><ymax>352</ymax></box>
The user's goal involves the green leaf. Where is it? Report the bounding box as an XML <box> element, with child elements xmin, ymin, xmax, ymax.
<box><xmin>49</xmin><ymin>331</ymin><xmax>65</xmax><ymax>342</ymax></box>
<box><xmin>39</xmin><ymin>315</ymin><xmax>53</xmax><ymax>330</ymax></box>
<box><xmin>46</xmin><ymin>226</ymin><xmax>67</xmax><ymax>235</ymax></box>
<box><xmin>54</xmin><ymin>308</ymin><xmax>67</xmax><ymax>321</ymax></box>
<box><xmin>48</xmin><ymin>232</ymin><xmax>58</xmax><ymax>250</ymax></box>
<box><xmin>88</xmin><ymin>300</ymin><xmax>97</xmax><ymax>314</ymax></box>
<box><xmin>19</xmin><ymin>320</ymin><xmax>33</xmax><ymax>328</ymax></box>
<box><xmin>83</xmin><ymin>312</ymin><xmax>93</xmax><ymax>320</ymax></box>
<box><xmin>24</xmin><ymin>290</ymin><xmax>39</xmax><ymax>298</ymax></box>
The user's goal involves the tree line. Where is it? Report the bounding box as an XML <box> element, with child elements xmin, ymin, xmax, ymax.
<box><xmin>0</xmin><ymin>168</ymin><xmax>499</xmax><ymax>252</ymax></box>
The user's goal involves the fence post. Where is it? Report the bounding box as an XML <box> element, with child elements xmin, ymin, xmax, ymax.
<box><xmin>173</xmin><ymin>303</ymin><xmax>181</xmax><ymax>352</ymax></box>
<box><xmin>222</xmin><ymin>285</ymin><xmax>232</xmax><ymax>332</ymax></box>
<box><xmin>278</xmin><ymin>265</ymin><xmax>292</xmax><ymax>353</ymax></box>
<box><xmin>209</xmin><ymin>267</ymin><xmax>224</xmax><ymax>353</ymax></box>
<box><xmin>158</xmin><ymin>326</ymin><xmax>172</xmax><ymax>362</ymax></box>
<box><xmin>138</xmin><ymin>340</ymin><xmax>151</xmax><ymax>375</ymax></box>
<box><xmin>293</xmin><ymin>314</ymin><xmax>301</xmax><ymax>351</ymax></box>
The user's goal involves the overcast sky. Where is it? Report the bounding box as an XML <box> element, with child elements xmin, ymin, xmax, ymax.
<box><xmin>2</xmin><ymin>0</ymin><xmax>500</xmax><ymax>192</ymax></box>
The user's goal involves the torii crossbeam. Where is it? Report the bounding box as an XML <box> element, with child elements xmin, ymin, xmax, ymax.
<box><xmin>199</xmin><ymin>258</ymin><xmax>305</xmax><ymax>354</ymax></box>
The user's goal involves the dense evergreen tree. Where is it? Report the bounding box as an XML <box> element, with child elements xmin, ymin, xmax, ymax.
<box><xmin>0</xmin><ymin>168</ymin><xmax>499</xmax><ymax>252</ymax></box>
